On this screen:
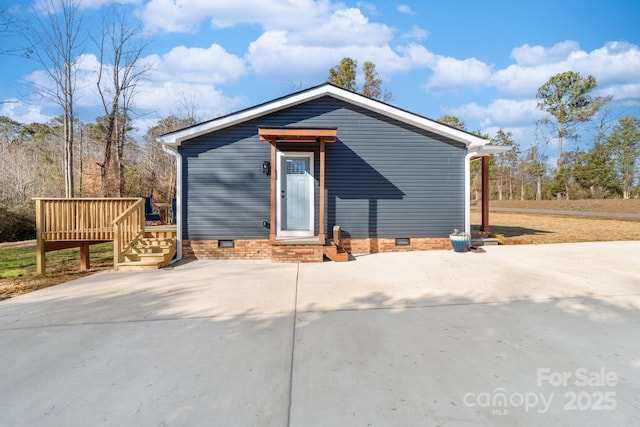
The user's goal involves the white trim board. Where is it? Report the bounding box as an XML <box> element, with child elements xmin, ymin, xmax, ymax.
<box><xmin>160</xmin><ymin>83</ymin><xmax>489</xmax><ymax>150</ymax></box>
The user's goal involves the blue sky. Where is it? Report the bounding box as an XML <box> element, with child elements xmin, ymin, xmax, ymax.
<box><xmin>1</xmin><ymin>0</ymin><xmax>639</xmax><ymax>153</ymax></box>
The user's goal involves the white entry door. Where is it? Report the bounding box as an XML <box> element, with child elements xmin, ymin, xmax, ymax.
<box><xmin>277</xmin><ymin>152</ymin><xmax>314</xmax><ymax>237</ymax></box>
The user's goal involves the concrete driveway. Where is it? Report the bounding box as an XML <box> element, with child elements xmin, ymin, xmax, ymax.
<box><xmin>1</xmin><ymin>241</ymin><xmax>639</xmax><ymax>426</ymax></box>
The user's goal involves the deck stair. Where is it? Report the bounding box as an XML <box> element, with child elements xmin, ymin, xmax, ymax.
<box><xmin>323</xmin><ymin>243</ymin><xmax>349</xmax><ymax>262</ymax></box>
<box><xmin>323</xmin><ymin>225</ymin><xmax>349</xmax><ymax>262</ymax></box>
<box><xmin>116</xmin><ymin>229</ymin><xmax>176</xmax><ymax>271</ymax></box>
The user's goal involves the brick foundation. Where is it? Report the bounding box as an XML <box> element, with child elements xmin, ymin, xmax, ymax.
<box><xmin>182</xmin><ymin>236</ymin><xmax>451</xmax><ymax>262</ymax></box>
<box><xmin>344</xmin><ymin>237</ymin><xmax>451</xmax><ymax>254</ymax></box>
<box><xmin>183</xmin><ymin>240</ymin><xmax>271</xmax><ymax>260</ymax></box>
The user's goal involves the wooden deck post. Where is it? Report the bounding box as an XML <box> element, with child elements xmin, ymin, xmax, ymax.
<box><xmin>319</xmin><ymin>139</ymin><xmax>326</xmax><ymax>243</ymax></box>
<box><xmin>80</xmin><ymin>242</ymin><xmax>90</xmax><ymax>270</ymax></box>
<box><xmin>481</xmin><ymin>155</ymin><xmax>490</xmax><ymax>233</ymax></box>
<box><xmin>269</xmin><ymin>141</ymin><xmax>277</xmax><ymax>242</ymax></box>
<box><xmin>35</xmin><ymin>198</ymin><xmax>46</xmax><ymax>275</ymax></box>
<box><xmin>113</xmin><ymin>222</ymin><xmax>121</xmax><ymax>269</ymax></box>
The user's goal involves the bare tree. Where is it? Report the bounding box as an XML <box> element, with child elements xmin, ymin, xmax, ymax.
<box><xmin>25</xmin><ymin>0</ymin><xmax>84</xmax><ymax>197</ymax></box>
<box><xmin>142</xmin><ymin>116</ymin><xmax>195</xmax><ymax>200</ymax></box>
<box><xmin>95</xmin><ymin>5</ymin><xmax>150</xmax><ymax>196</ymax></box>
<box><xmin>0</xmin><ymin>6</ymin><xmax>23</xmax><ymax>57</ymax></box>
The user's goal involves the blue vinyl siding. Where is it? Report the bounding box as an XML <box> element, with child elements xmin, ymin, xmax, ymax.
<box><xmin>180</xmin><ymin>96</ymin><xmax>466</xmax><ymax>240</ymax></box>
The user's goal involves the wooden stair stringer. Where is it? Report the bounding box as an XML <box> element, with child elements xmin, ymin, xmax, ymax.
<box><xmin>116</xmin><ymin>229</ymin><xmax>177</xmax><ymax>271</ymax></box>
<box><xmin>323</xmin><ymin>241</ymin><xmax>349</xmax><ymax>262</ymax></box>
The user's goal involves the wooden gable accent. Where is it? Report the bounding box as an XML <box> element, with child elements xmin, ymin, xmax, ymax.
<box><xmin>258</xmin><ymin>127</ymin><xmax>337</xmax><ymax>143</ymax></box>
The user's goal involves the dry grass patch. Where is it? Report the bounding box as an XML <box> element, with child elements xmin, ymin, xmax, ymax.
<box><xmin>488</xmin><ymin>199</ymin><xmax>640</xmax><ymax>214</ymax></box>
<box><xmin>472</xmin><ymin>212</ymin><xmax>640</xmax><ymax>245</ymax></box>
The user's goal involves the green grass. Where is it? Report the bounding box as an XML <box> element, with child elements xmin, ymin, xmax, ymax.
<box><xmin>0</xmin><ymin>243</ymin><xmax>113</xmax><ymax>279</ymax></box>
<box><xmin>1</xmin><ymin>268</ymin><xmax>27</xmax><ymax>279</ymax></box>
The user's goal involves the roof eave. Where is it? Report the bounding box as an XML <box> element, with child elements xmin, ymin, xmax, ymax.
<box><xmin>321</xmin><ymin>85</ymin><xmax>488</xmax><ymax>148</ymax></box>
<box><xmin>470</xmin><ymin>144</ymin><xmax>513</xmax><ymax>157</ymax></box>
<box><xmin>159</xmin><ymin>86</ymin><xmax>331</xmax><ymax>146</ymax></box>
<box><xmin>159</xmin><ymin>83</ymin><xmax>489</xmax><ymax>148</ymax></box>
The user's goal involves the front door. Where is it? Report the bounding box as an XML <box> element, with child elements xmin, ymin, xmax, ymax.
<box><xmin>277</xmin><ymin>153</ymin><xmax>314</xmax><ymax>237</ymax></box>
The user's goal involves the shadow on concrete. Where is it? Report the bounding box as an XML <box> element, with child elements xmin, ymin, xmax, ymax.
<box><xmin>472</xmin><ymin>223</ymin><xmax>552</xmax><ymax>238</ymax></box>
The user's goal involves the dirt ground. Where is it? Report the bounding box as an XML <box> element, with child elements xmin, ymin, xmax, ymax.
<box><xmin>471</xmin><ymin>199</ymin><xmax>640</xmax><ymax>244</ymax></box>
<box><xmin>0</xmin><ymin>243</ymin><xmax>112</xmax><ymax>301</ymax></box>
<box><xmin>0</xmin><ymin>265</ymin><xmax>112</xmax><ymax>301</ymax></box>
<box><xmin>1</xmin><ymin>199</ymin><xmax>639</xmax><ymax>300</ymax></box>
<box><xmin>486</xmin><ymin>198</ymin><xmax>640</xmax><ymax>214</ymax></box>
<box><xmin>471</xmin><ymin>212</ymin><xmax>640</xmax><ymax>244</ymax></box>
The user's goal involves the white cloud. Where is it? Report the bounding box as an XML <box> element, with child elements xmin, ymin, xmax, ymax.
<box><xmin>0</xmin><ymin>100</ymin><xmax>52</xmax><ymax>124</ymax></box>
<box><xmin>425</xmin><ymin>56</ymin><xmax>494</xmax><ymax>91</ymax></box>
<box><xmin>402</xmin><ymin>24</ymin><xmax>428</xmax><ymax>41</ymax></box>
<box><xmin>397</xmin><ymin>5</ymin><xmax>416</xmax><ymax>15</ymax></box>
<box><xmin>20</xmin><ymin>53</ymin><xmax>103</xmax><ymax>115</ymax></box>
<box><xmin>137</xmin><ymin>0</ymin><xmax>438</xmax><ymax>87</ymax></box>
<box><xmin>17</xmin><ymin>46</ymin><xmax>246</xmax><ymax>129</ymax></box>
<box><xmin>132</xmin><ymin>80</ymin><xmax>246</xmax><ymax>120</ymax></box>
<box><xmin>140</xmin><ymin>1</ymin><xmax>393</xmax><ymax>47</ymax></box>
<box><xmin>493</xmin><ymin>41</ymin><xmax>640</xmax><ymax>97</ymax></box>
<box><xmin>155</xmin><ymin>44</ymin><xmax>246</xmax><ymax>84</ymax></box>
<box><xmin>424</xmin><ymin>39</ymin><xmax>640</xmax><ymax>117</ymax></box>
<box><xmin>449</xmin><ymin>99</ymin><xmax>543</xmax><ymax>127</ymax></box>
<box><xmin>246</xmin><ymin>31</ymin><xmax>333</xmax><ymax>81</ymax></box>
<box><xmin>511</xmin><ymin>40</ymin><xmax>581</xmax><ymax>66</ymax></box>
<box><xmin>491</xmin><ymin>63</ymin><xmax>563</xmax><ymax>97</ymax></box>
<box><xmin>138</xmin><ymin>0</ymin><xmax>337</xmax><ymax>33</ymax></box>
<box><xmin>571</xmin><ymin>42</ymin><xmax>640</xmax><ymax>86</ymax></box>
<box><xmin>394</xmin><ymin>43</ymin><xmax>436</xmax><ymax>70</ymax></box>
<box><xmin>246</xmin><ymin>32</ymin><xmax>435</xmax><ymax>82</ymax></box>
<box><xmin>291</xmin><ymin>8</ymin><xmax>392</xmax><ymax>46</ymax></box>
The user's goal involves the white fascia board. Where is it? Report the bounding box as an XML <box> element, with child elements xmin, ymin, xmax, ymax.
<box><xmin>323</xmin><ymin>86</ymin><xmax>488</xmax><ymax>148</ymax></box>
<box><xmin>159</xmin><ymin>87</ymin><xmax>330</xmax><ymax>146</ymax></box>
<box><xmin>159</xmin><ymin>84</ymin><xmax>489</xmax><ymax>148</ymax></box>
<box><xmin>475</xmin><ymin>144</ymin><xmax>513</xmax><ymax>156</ymax></box>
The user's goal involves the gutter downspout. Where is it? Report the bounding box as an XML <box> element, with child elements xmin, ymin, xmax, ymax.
<box><xmin>162</xmin><ymin>144</ymin><xmax>182</xmax><ymax>264</ymax></box>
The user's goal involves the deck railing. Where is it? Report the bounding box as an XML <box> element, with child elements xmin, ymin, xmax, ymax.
<box><xmin>34</xmin><ymin>197</ymin><xmax>143</xmax><ymax>274</ymax></box>
<box><xmin>34</xmin><ymin>198</ymin><xmax>142</xmax><ymax>241</ymax></box>
<box><xmin>112</xmin><ymin>199</ymin><xmax>145</xmax><ymax>266</ymax></box>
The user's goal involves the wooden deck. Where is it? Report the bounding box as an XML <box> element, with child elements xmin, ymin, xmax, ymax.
<box><xmin>34</xmin><ymin>198</ymin><xmax>176</xmax><ymax>274</ymax></box>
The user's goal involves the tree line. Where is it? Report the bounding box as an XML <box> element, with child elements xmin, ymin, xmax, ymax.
<box><xmin>467</xmin><ymin>114</ymin><xmax>639</xmax><ymax>202</ymax></box>
<box><xmin>0</xmin><ymin>12</ymin><xmax>638</xmax><ymax>243</ymax></box>
<box><xmin>494</xmin><ymin>70</ymin><xmax>638</xmax><ymax>201</ymax></box>
<box><xmin>328</xmin><ymin>61</ymin><xmax>639</xmax><ymax>201</ymax></box>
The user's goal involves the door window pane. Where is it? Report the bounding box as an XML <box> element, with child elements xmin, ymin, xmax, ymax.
<box><xmin>286</xmin><ymin>160</ymin><xmax>306</xmax><ymax>174</ymax></box>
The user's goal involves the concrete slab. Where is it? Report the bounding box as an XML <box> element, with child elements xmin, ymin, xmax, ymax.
<box><xmin>1</xmin><ymin>241</ymin><xmax>639</xmax><ymax>426</ymax></box>
<box><xmin>296</xmin><ymin>241</ymin><xmax>640</xmax><ymax>312</ymax></box>
<box><xmin>0</xmin><ymin>260</ymin><xmax>298</xmax><ymax>427</ymax></box>
<box><xmin>1</xmin><ymin>316</ymin><xmax>293</xmax><ymax>427</ymax></box>
<box><xmin>291</xmin><ymin>296</ymin><xmax>639</xmax><ymax>426</ymax></box>
<box><xmin>0</xmin><ymin>260</ymin><xmax>298</xmax><ymax>328</ymax></box>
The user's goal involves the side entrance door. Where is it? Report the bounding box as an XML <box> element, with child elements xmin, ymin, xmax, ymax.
<box><xmin>277</xmin><ymin>153</ymin><xmax>314</xmax><ymax>237</ymax></box>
